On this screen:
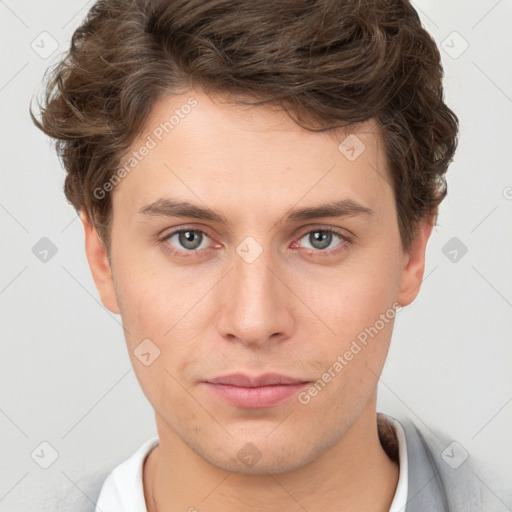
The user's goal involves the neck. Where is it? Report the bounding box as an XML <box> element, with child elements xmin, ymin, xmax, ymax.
<box><xmin>144</xmin><ymin>404</ymin><xmax>399</xmax><ymax>512</ymax></box>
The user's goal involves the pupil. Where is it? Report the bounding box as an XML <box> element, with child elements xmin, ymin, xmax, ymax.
<box><xmin>180</xmin><ymin>230</ymin><xmax>201</xmax><ymax>249</ymax></box>
<box><xmin>311</xmin><ymin>230</ymin><xmax>331</xmax><ymax>250</ymax></box>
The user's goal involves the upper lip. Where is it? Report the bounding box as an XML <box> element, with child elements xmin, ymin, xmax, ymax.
<box><xmin>205</xmin><ymin>373</ymin><xmax>309</xmax><ymax>387</ymax></box>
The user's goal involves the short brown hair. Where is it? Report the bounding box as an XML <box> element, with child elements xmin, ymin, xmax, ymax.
<box><xmin>31</xmin><ymin>0</ymin><xmax>458</xmax><ymax>252</ymax></box>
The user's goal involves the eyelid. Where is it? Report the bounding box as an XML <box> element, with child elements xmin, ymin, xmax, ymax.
<box><xmin>294</xmin><ymin>224</ymin><xmax>353</xmax><ymax>242</ymax></box>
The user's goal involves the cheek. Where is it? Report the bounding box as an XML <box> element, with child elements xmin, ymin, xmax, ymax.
<box><xmin>111</xmin><ymin>250</ymin><xmax>214</xmax><ymax>379</ymax></box>
<box><xmin>114</xmin><ymin>274</ymin><xmax>167</xmax><ymax>341</ymax></box>
<box><xmin>290</xmin><ymin>242</ymin><xmax>402</xmax><ymax>402</ymax></box>
<box><xmin>298</xmin><ymin>248</ymin><xmax>401</xmax><ymax>344</ymax></box>
<box><xmin>111</xmin><ymin>238</ymin><xmax>189</xmax><ymax>336</ymax></box>
<box><xmin>113</xmin><ymin>265</ymin><xmax>205</xmax><ymax>408</ymax></box>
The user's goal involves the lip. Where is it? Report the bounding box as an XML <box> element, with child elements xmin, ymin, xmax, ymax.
<box><xmin>203</xmin><ymin>373</ymin><xmax>310</xmax><ymax>408</ymax></box>
<box><xmin>207</xmin><ymin>373</ymin><xmax>307</xmax><ymax>387</ymax></box>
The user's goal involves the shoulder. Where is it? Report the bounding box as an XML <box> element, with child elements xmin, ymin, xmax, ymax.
<box><xmin>93</xmin><ymin>436</ymin><xmax>159</xmax><ymax>512</ymax></box>
<box><xmin>384</xmin><ymin>414</ymin><xmax>511</xmax><ymax>512</ymax></box>
<box><xmin>57</xmin><ymin>437</ymin><xmax>159</xmax><ymax>512</ymax></box>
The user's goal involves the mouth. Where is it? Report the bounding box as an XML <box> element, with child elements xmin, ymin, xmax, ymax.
<box><xmin>202</xmin><ymin>373</ymin><xmax>311</xmax><ymax>408</ymax></box>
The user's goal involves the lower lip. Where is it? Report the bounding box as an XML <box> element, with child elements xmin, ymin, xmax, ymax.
<box><xmin>203</xmin><ymin>382</ymin><xmax>309</xmax><ymax>408</ymax></box>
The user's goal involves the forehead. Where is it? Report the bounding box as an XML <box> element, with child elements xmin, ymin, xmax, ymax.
<box><xmin>112</xmin><ymin>90</ymin><xmax>393</xmax><ymax>221</ymax></box>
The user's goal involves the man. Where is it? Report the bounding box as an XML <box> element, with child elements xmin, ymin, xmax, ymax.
<box><xmin>31</xmin><ymin>0</ymin><xmax>501</xmax><ymax>510</ymax></box>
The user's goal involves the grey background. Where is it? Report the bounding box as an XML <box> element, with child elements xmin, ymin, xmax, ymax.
<box><xmin>1</xmin><ymin>0</ymin><xmax>511</xmax><ymax>510</ymax></box>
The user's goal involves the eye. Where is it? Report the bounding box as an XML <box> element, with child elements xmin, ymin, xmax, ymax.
<box><xmin>160</xmin><ymin>226</ymin><xmax>351</xmax><ymax>259</ymax></box>
<box><xmin>294</xmin><ymin>228</ymin><xmax>350</xmax><ymax>254</ymax></box>
<box><xmin>162</xmin><ymin>229</ymin><xmax>212</xmax><ymax>255</ymax></box>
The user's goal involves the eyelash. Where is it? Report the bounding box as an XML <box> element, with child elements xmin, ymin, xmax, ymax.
<box><xmin>159</xmin><ymin>227</ymin><xmax>353</xmax><ymax>259</ymax></box>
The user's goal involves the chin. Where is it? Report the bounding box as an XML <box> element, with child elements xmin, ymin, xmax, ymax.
<box><xmin>195</xmin><ymin>435</ymin><xmax>327</xmax><ymax>475</ymax></box>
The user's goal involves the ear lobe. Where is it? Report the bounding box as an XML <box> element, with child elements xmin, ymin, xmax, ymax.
<box><xmin>80</xmin><ymin>211</ymin><xmax>120</xmax><ymax>314</ymax></box>
<box><xmin>397</xmin><ymin>217</ymin><xmax>435</xmax><ymax>307</ymax></box>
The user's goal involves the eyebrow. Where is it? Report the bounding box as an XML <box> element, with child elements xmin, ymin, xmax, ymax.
<box><xmin>137</xmin><ymin>197</ymin><xmax>374</xmax><ymax>225</ymax></box>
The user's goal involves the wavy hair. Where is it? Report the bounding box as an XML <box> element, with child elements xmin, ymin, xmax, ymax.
<box><xmin>31</xmin><ymin>0</ymin><xmax>458</xmax><ymax>252</ymax></box>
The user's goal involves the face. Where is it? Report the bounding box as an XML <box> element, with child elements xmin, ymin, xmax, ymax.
<box><xmin>83</xmin><ymin>90</ymin><xmax>431</xmax><ymax>474</ymax></box>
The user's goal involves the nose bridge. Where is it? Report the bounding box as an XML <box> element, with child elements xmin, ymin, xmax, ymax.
<box><xmin>217</xmin><ymin>236</ymin><xmax>293</xmax><ymax>345</ymax></box>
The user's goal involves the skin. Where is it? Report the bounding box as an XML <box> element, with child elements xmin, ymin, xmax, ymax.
<box><xmin>81</xmin><ymin>90</ymin><xmax>434</xmax><ymax>512</ymax></box>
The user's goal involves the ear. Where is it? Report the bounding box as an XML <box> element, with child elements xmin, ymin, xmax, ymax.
<box><xmin>80</xmin><ymin>211</ymin><xmax>120</xmax><ymax>314</ymax></box>
<box><xmin>397</xmin><ymin>215</ymin><xmax>435</xmax><ymax>307</ymax></box>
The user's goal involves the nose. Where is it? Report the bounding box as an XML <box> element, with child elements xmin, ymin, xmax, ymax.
<box><xmin>216</xmin><ymin>244</ymin><xmax>295</xmax><ymax>348</ymax></box>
